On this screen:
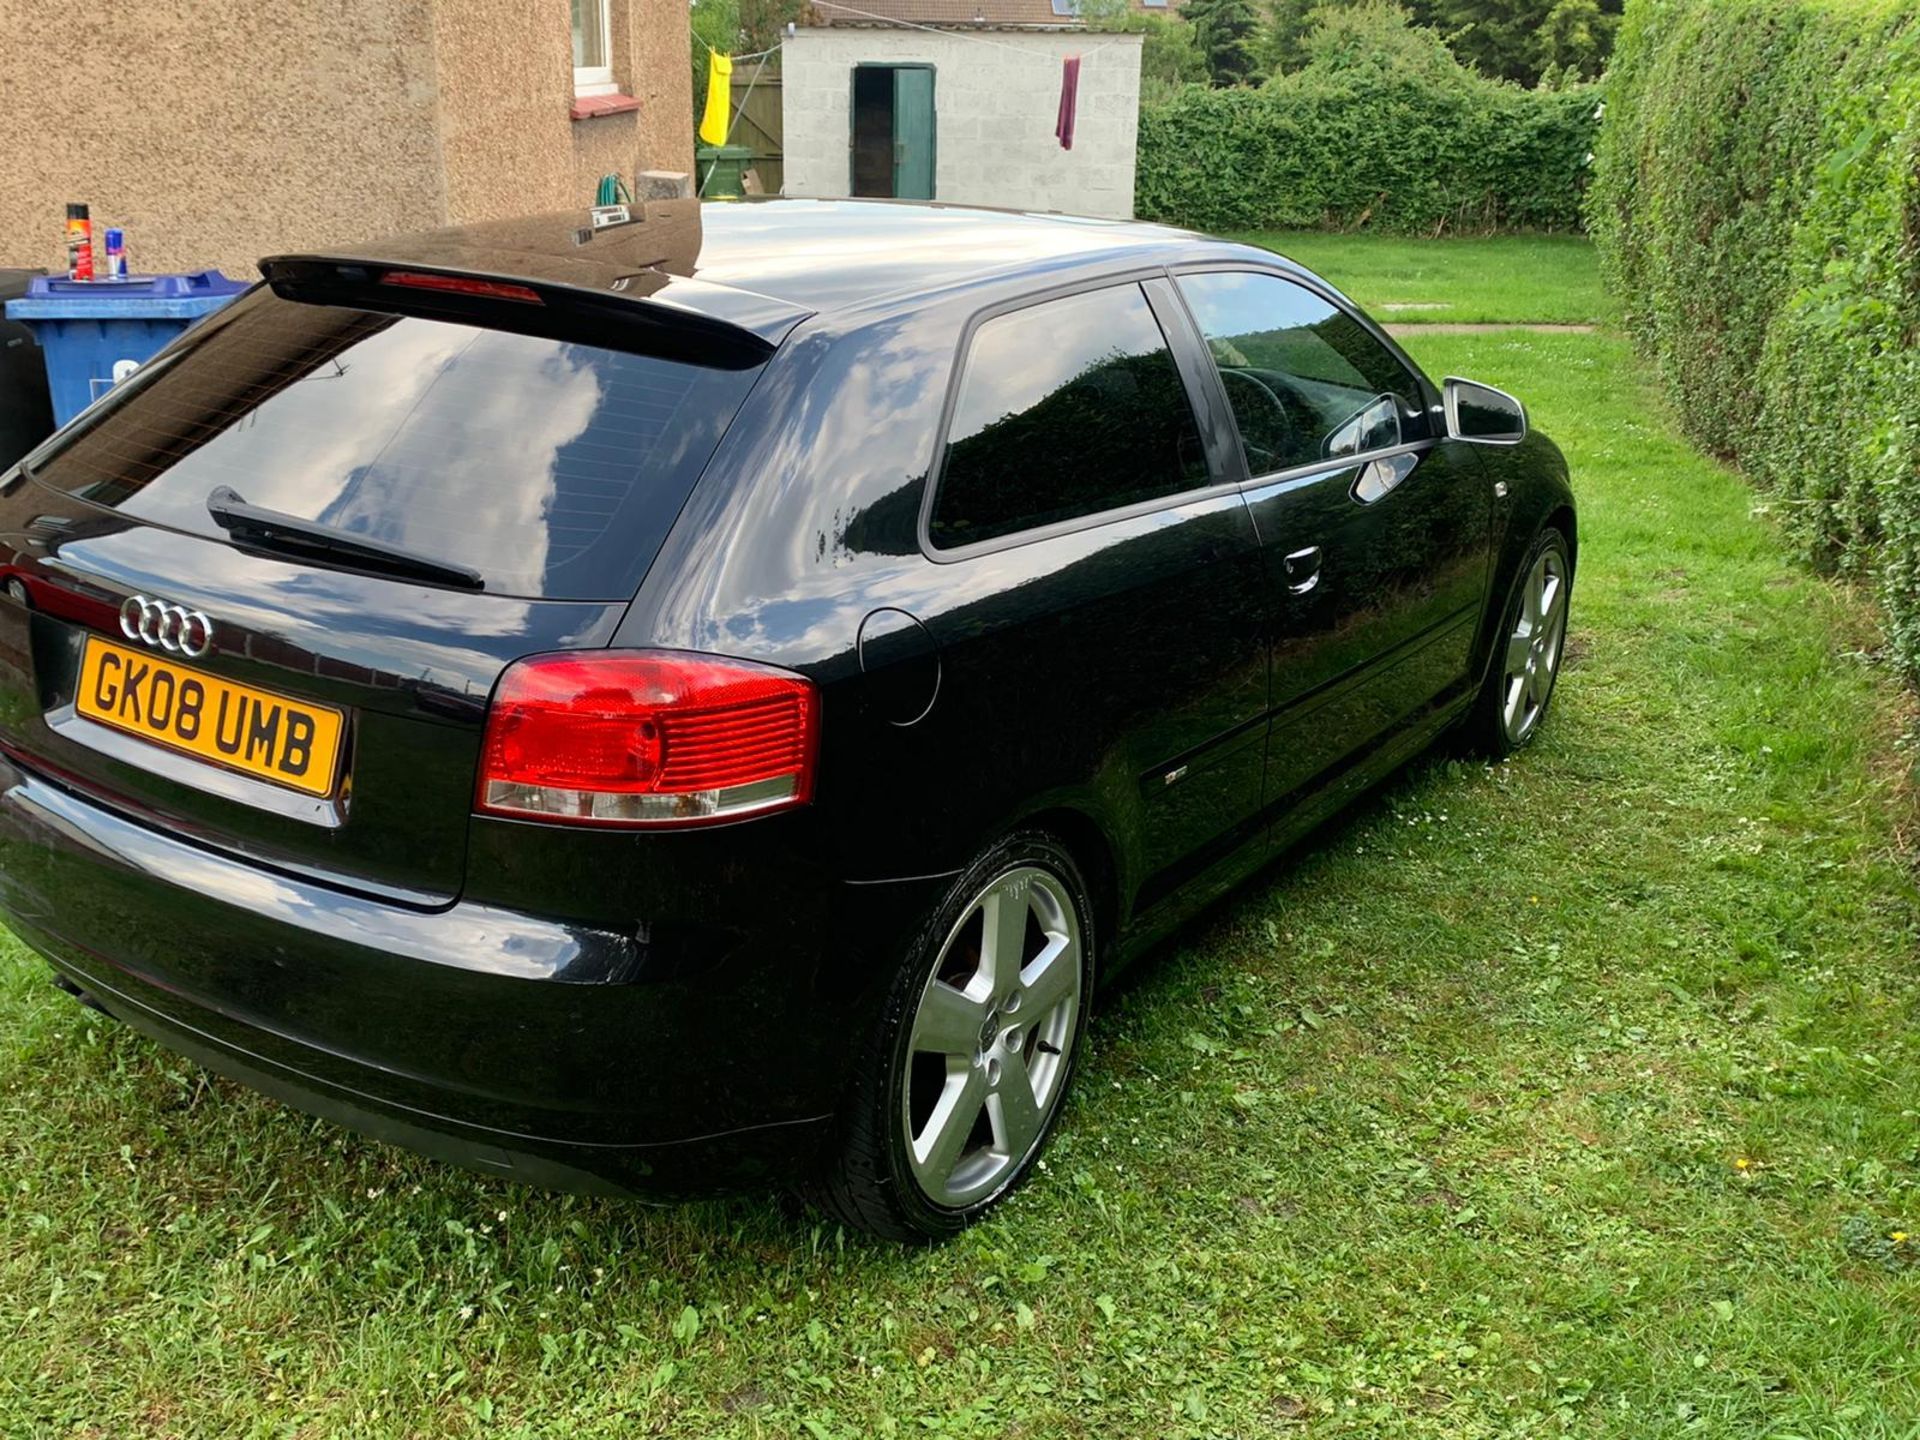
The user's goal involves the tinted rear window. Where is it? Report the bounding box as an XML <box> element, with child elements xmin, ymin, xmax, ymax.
<box><xmin>29</xmin><ymin>291</ymin><xmax>762</xmax><ymax>599</ymax></box>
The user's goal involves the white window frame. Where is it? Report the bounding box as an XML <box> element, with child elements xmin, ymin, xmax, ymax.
<box><xmin>573</xmin><ymin>0</ymin><xmax>617</xmax><ymax>96</ymax></box>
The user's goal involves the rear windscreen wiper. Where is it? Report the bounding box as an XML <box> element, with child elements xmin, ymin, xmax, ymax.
<box><xmin>205</xmin><ymin>486</ymin><xmax>484</xmax><ymax>591</ymax></box>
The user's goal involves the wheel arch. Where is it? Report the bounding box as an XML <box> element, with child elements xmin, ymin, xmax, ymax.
<box><xmin>1017</xmin><ymin>805</ymin><xmax>1121</xmax><ymax>982</ymax></box>
<box><xmin>1471</xmin><ymin>436</ymin><xmax>1576</xmax><ymax>690</ymax></box>
<box><xmin>1545</xmin><ymin>502</ymin><xmax>1577</xmax><ymax>572</ymax></box>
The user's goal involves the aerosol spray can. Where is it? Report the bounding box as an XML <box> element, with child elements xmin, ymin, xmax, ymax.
<box><xmin>103</xmin><ymin>228</ymin><xmax>127</xmax><ymax>279</ymax></box>
<box><xmin>65</xmin><ymin>203</ymin><xmax>94</xmax><ymax>281</ymax></box>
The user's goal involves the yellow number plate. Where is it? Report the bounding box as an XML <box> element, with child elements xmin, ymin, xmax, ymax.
<box><xmin>76</xmin><ymin>635</ymin><xmax>346</xmax><ymax>798</ymax></box>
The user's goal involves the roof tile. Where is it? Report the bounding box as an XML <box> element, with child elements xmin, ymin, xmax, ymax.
<box><xmin>806</xmin><ymin>0</ymin><xmax>1171</xmax><ymax>29</ymax></box>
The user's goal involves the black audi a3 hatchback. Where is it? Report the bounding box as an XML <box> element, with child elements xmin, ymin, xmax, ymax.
<box><xmin>0</xmin><ymin>199</ymin><xmax>1573</xmax><ymax>1239</ymax></box>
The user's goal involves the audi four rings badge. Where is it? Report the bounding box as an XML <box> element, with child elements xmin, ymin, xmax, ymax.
<box><xmin>119</xmin><ymin>595</ymin><xmax>214</xmax><ymax>659</ymax></box>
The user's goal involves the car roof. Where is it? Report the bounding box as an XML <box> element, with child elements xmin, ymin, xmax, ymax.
<box><xmin>685</xmin><ymin>198</ymin><xmax>1221</xmax><ymax>311</ymax></box>
<box><xmin>287</xmin><ymin>198</ymin><xmax>1308</xmax><ymax>330</ymax></box>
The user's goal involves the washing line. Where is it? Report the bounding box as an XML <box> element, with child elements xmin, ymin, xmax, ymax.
<box><xmin>692</xmin><ymin>2</ymin><xmax>1125</xmax><ymax>176</ymax></box>
<box><xmin>691</xmin><ymin>30</ymin><xmax>781</xmax><ymax>61</ymax></box>
<box><xmin>806</xmin><ymin>0</ymin><xmax>1131</xmax><ymax>60</ymax></box>
<box><xmin>694</xmin><ymin>2</ymin><xmax>1127</xmax><ymax>64</ymax></box>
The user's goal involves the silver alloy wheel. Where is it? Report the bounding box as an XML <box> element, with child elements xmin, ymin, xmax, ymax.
<box><xmin>902</xmin><ymin>864</ymin><xmax>1083</xmax><ymax>1209</ymax></box>
<box><xmin>1501</xmin><ymin>543</ymin><xmax>1569</xmax><ymax>746</ymax></box>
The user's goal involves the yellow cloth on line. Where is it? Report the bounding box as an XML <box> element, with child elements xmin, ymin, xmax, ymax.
<box><xmin>698</xmin><ymin>52</ymin><xmax>734</xmax><ymax>145</ymax></box>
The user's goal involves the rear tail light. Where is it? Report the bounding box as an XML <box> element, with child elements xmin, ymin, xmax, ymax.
<box><xmin>477</xmin><ymin>651</ymin><xmax>819</xmax><ymax>828</ymax></box>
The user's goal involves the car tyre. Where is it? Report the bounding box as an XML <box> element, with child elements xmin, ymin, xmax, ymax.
<box><xmin>810</xmin><ymin>831</ymin><xmax>1095</xmax><ymax>1241</ymax></box>
<box><xmin>1464</xmin><ymin>525</ymin><xmax>1572</xmax><ymax>759</ymax></box>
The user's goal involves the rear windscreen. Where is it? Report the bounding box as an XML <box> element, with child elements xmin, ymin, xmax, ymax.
<box><xmin>27</xmin><ymin>290</ymin><xmax>763</xmax><ymax>600</ymax></box>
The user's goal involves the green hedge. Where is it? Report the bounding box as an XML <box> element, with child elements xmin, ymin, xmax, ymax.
<box><xmin>1589</xmin><ymin>0</ymin><xmax>1920</xmax><ymax>668</ymax></box>
<box><xmin>1134</xmin><ymin>65</ymin><xmax>1598</xmax><ymax>234</ymax></box>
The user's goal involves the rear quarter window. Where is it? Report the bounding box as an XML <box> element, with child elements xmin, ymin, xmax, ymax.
<box><xmin>927</xmin><ymin>283</ymin><xmax>1210</xmax><ymax>550</ymax></box>
<box><xmin>27</xmin><ymin>291</ymin><xmax>763</xmax><ymax>600</ymax></box>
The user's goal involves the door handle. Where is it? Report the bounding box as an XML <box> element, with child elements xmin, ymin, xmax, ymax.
<box><xmin>1283</xmin><ymin>545</ymin><xmax>1323</xmax><ymax>594</ymax></box>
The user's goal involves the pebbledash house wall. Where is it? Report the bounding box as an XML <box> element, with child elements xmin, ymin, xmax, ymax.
<box><xmin>0</xmin><ymin>0</ymin><xmax>692</xmax><ymax>279</ymax></box>
<box><xmin>781</xmin><ymin>29</ymin><xmax>1143</xmax><ymax>219</ymax></box>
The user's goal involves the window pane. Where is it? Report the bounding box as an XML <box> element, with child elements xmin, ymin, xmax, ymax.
<box><xmin>1176</xmin><ymin>272</ymin><xmax>1427</xmax><ymax>477</ymax></box>
<box><xmin>29</xmin><ymin>293</ymin><xmax>761</xmax><ymax>600</ymax></box>
<box><xmin>930</xmin><ymin>285</ymin><xmax>1210</xmax><ymax>548</ymax></box>
<box><xmin>572</xmin><ymin>0</ymin><xmax>607</xmax><ymax>69</ymax></box>
<box><xmin>1327</xmin><ymin>395</ymin><xmax>1400</xmax><ymax>460</ymax></box>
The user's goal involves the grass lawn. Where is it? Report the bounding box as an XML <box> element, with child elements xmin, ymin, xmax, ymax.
<box><xmin>4</xmin><ymin>237</ymin><xmax>1918</xmax><ymax>1438</ymax></box>
<box><xmin>1229</xmin><ymin>230</ymin><xmax>1613</xmax><ymax>328</ymax></box>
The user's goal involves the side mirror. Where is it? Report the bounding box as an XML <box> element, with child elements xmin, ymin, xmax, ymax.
<box><xmin>1444</xmin><ymin>377</ymin><xmax>1527</xmax><ymax>445</ymax></box>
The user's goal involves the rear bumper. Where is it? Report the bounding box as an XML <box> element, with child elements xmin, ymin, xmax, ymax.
<box><xmin>0</xmin><ymin>756</ymin><xmax>948</xmax><ymax>1196</ymax></box>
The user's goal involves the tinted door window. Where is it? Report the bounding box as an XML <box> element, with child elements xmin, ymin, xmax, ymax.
<box><xmin>928</xmin><ymin>284</ymin><xmax>1209</xmax><ymax>549</ymax></box>
<box><xmin>1176</xmin><ymin>272</ymin><xmax>1428</xmax><ymax>477</ymax></box>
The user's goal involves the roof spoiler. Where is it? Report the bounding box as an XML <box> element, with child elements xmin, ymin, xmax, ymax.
<box><xmin>257</xmin><ymin>256</ymin><xmax>792</xmax><ymax>371</ymax></box>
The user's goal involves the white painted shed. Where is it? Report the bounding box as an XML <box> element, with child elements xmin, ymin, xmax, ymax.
<box><xmin>780</xmin><ymin>0</ymin><xmax>1145</xmax><ymax>219</ymax></box>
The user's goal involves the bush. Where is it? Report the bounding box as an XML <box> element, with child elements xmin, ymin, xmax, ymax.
<box><xmin>1589</xmin><ymin>0</ymin><xmax>1920</xmax><ymax>669</ymax></box>
<box><xmin>1135</xmin><ymin>6</ymin><xmax>1598</xmax><ymax>234</ymax></box>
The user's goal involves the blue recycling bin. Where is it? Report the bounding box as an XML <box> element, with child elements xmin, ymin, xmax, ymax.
<box><xmin>5</xmin><ymin>270</ymin><xmax>248</xmax><ymax>428</ymax></box>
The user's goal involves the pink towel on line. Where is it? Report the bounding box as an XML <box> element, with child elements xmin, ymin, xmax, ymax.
<box><xmin>1055</xmin><ymin>55</ymin><xmax>1080</xmax><ymax>151</ymax></box>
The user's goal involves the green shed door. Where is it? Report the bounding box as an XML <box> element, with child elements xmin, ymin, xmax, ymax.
<box><xmin>891</xmin><ymin>67</ymin><xmax>935</xmax><ymax>200</ymax></box>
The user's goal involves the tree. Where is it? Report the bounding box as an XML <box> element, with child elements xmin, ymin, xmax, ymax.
<box><xmin>690</xmin><ymin>0</ymin><xmax>803</xmax><ymax>127</ymax></box>
<box><xmin>1415</xmin><ymin>0</ymin><xmax>1621</xmax><ymax>84</ymax></box>
<box><xmin>1298</xmin><ymin>0</ymin><xmax>1464</xmax><ymax>79</ymax></box>
<box><xmin>737</xmin><ymin>0</ymin><xmax>809</xmax><ymax>54</ymax></box>
<box><xmin>1531</xmin><ymin>0</ymin><xmax>1618</xmax><ymax>79</ymax></box>
<box><xmin>1183</xmin><ymin>0</ymin><xmax>1264</xmax><ymax>86</ymax></box>
<box><xmin>1260</xmin><ymin>0</ymin><xmax>1327</xmax><ymax>74</ymax></box>
<box><xmin>1136</xmin><ymin>14</ymin><xmax>1210</xmax><ymax>101</ymax></box>
<box><xmin>690</xmin><ymin>0</ymin><xmax>740</xmax><ymax>124</ymax></box>
<box><xmin>1259</xmin><ymin>0</ymin><xmax>1621</xmax><ymax>85</ymax></box>
<box><xmin>1082</xmin><ymin>0</ymin><xmax>1208</xmax><ymax>104</ymax></box>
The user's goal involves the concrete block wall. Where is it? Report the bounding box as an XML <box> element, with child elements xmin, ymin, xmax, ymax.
<box><xmin>782</xmin><ymin>29</ymin><xmax>1142</xmax><ymax>219</ymax></box>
